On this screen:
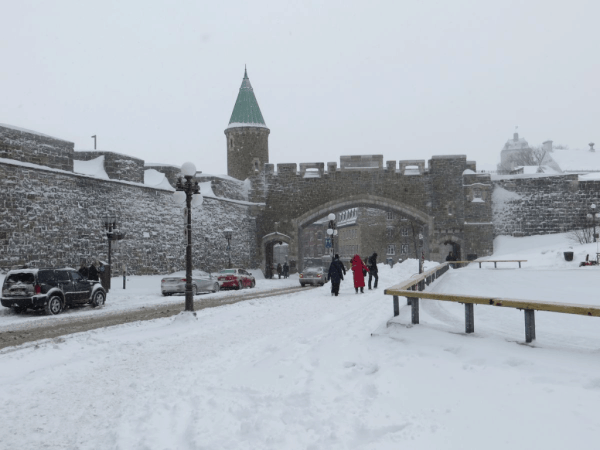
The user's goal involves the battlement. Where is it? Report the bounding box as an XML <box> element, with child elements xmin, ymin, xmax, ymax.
<box><xmin>260</xmin><ymin>155</ymin><xmax>475</xmax><ymax>178</ymax></box>
<box><xmin>74</xmin><ymin>151</ymin><xmax>145</xmax><ymax>183</ymax></box>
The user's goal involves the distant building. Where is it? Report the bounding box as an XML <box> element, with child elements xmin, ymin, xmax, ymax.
<box><xmin>498</xmin><ymin>132</ymin><xmax>533</xmax><ymax>172</ymax></box>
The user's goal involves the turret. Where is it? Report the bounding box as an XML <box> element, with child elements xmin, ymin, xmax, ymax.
<box><xmin>225</xmin><ymin>67</ymin><xmax>270</xmax><ymax>180</ymax></box>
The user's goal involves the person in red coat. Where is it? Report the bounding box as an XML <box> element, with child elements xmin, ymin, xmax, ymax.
<box><xmin>350</xmin><ymin>254</ymin><xmax>369</xmax><ymax>294</ymax></box>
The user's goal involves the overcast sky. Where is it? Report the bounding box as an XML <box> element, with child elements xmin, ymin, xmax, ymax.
<box><xmin>2</xmin><ymin>0</ymin><xmax>598</xmax><ymax>174</ymax></box>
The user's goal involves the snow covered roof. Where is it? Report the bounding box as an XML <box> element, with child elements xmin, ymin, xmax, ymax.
<box><xmin>548</xmin><ymin>148</ymin><xmax>600</xmax><ymax>173</ymax></box>
<box><xmin>227</xmin><ymin>67</ymin><xmax>268</xmax><ymax>129</ymax></box>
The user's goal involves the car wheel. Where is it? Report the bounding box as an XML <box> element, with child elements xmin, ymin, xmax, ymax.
<box><xmin>162</xmin><ymin>292</ymin><xmax>171</xmax><ymax>296</ymax></box>
<box><xmin>236</xmin><ymin>281</ymin><xmax>242</xmax><ymax>290</ymax></box>
<box><xmin>92</xmin><ymin>290</ymin><xmax>106</xmax><ymax>308</ymax></box>
<box><xmin>301</xmin><ymin>283</ymin><xmax>306</xmax><ymax>287</ymax></box>
<box><xmin>13</xmin><ymin>306</ymin><xmax>27</xmax><ymax>314</ymax></box>
<box><xmin>45</xmin><ymin>295</ymin><xmax>63</xmax><ymax>315</ymax></box>
<box><xmin>192</xmin><ymin>285</ymin><xmax>198</xmax><ymax>296</ymax></box>
<box><xmin>212</xmin><ymin>283</ymin><xmax>220</xmax><ymax>293</ymax></box>
<box><xmin>250</xmin><ymin>280</ymin><xmax>255</xmax><ymax>288</ymax></box>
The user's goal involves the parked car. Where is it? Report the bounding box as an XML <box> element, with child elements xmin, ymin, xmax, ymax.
<box><xmin>299</xmin><ymin>266</ymin><xmax>328</xmax><ymax>287</ymax></box>
<box><xmin>1</xmin><ymin>267</ymin><xmax>107</xmax><ymax>315</ymax></box>
<box><xmin>161</xmin><ymin>270</ymin><xmax>220</xmax><ymax>296</ymax></box>
<box><xmin>217</xmin><ymin>268</ymin><xmax>256</xmax><ymax>290</ymax></box>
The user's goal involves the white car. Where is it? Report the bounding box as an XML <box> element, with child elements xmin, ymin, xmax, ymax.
<box><xmin>161</xmin><ymin>270</ymin><xmax>220</xmax><ymax>296</ymax></box>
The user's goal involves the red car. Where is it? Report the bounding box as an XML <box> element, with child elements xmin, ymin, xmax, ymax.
<box><xmin>217</xmin><ymin>268</ymin><xmax>256</xmax><ymax>290</ymax></box>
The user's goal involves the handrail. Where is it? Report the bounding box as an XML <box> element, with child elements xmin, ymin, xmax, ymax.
<box><xmin>384</xmin><ymin>262</ymin><xmax>599</xmax><ymax>343</ymax></box>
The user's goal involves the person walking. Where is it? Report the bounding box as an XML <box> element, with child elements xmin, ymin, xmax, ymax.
<box><xmin>328</xmin><ymin>254</ymin><xmax>345</xmax><ymax>296</ymax></box>
<box><xmin>277</xmin><ymin>263</ymin><xmax>283</xmax><ymax>279</ymax></box>
<box><xmin>350</xmin><ymin>254</ymin><xmax>369</xmax><ymax>294</ymax></box>
<box><xmin>283</xmin><ymin>262</ymin><xmax>289</xmax><ymax>278</ymax></box>
<box><xmin>446</xmin><ymin>251</ymin><xmax>456</xmax><ymax>269</ymax></box>
<box><xmin>367</xmin><ymin>252</ymin><xmax>378</xmax><ymax>289</ymax></box>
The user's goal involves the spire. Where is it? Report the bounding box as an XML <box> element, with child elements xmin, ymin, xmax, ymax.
<box><xmin>227</xmin><ymin>67</ymin><xmax>268</xmax><ymax>129</ymax></box>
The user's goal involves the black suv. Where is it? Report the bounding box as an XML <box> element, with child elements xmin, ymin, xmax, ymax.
<box><xmin>1</xmin><ymin>268</ymin><xmax>107</xmax><ymax>315</ymax></box>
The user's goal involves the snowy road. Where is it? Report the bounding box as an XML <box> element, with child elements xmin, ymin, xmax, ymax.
<box><xmin>2</xmin><ymin>250</ymin><xmax>600</xmax><ymax>449</ymax></box>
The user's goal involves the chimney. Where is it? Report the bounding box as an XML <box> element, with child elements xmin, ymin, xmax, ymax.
<box><xmin>513</xmin><ymin>132</ymin><xmax>519</xmax><ymax>141</ymax></box>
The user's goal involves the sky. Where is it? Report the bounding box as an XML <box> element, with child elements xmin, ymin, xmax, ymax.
<box><xmin>2</xmin><ymin>0</ymin><xmax>599</xmax><ymax>175</ymax></box>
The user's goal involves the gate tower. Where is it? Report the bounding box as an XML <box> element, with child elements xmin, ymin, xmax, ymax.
<box><xmin>225</xmin><ymin>67</ymin><xmax>270</xmax><ymax>180</ymax></box>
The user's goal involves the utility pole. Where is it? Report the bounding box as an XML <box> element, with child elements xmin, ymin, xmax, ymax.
<box><xmin>91</xmin><ymin>135</ymin><xmax>97</xmax><ymax>149</ymax></box>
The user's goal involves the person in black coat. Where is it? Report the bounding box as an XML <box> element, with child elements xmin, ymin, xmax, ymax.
<box><xmin>446</xmin><ymin>251</ymin><xmax>457</xmax><ymax>269</ymax></box>
<box><xmin>328</xmin><ymin>254</ymin><xmax>346</xmax><ymax>297</ymax></box>
<box><xmin>88</xmin><ymin>263</ymin><xmax>99</xmax><ymax>281</ymax></box>
<box><xmin>283</xmin><ymin>262</ymin><xmax>289</xmax><ymax>278</ymax></box>
<box><xmin>368</xmin><ymin>252</ymin><xmax>378</xmax><ymax>289</ymax></box>
<box><xmin>78</xmin><ymin>262</ymin><xmax>89</xmax><ymax>279</ymax></box>
<box><xmin>277</xmin><ymin>263</ymin><xmax>283</xmax><ymax>279</ymax></box>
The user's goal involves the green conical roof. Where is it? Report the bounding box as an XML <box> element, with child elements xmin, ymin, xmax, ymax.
<box><xmin>227</xmin><ymin>67</ymin><xmax>268</xmax><ymax>129</ymax></box>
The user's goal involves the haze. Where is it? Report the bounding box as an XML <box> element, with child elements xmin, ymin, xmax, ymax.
<box><xmin>1</xmin><ymin>0</ymin><xmax>598</xmax><ymax>175</ymax></box>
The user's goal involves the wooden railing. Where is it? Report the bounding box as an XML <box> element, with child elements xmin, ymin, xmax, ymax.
<box><xmin>384</xmin><ymin>262</ymin><xmax>600</xmax><ymax>343</ymax></box>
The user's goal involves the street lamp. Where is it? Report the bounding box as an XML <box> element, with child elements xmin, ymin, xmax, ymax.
<box><xmin>103</xmin><ymin>215</ymin><xmax>125</xmax><ymax>292</ymax></box>
<box><xmin>223</xmin><ymin>229</ymin><xmax>233</xmax><ymax>268</ymax></box>
<box><xmin>326</xmin><ymin>213</ymin><xmax>338</xmax><ymax>256</ymax></box>
<box><xmin>587</xmin><ymin>203</ymin><xmax>599</xmax><ymax>243</ymax></box>
<box><xmin>172</xmin><ymin>162</ymin><xmax>202</xmax><ymax>312</ymax></box>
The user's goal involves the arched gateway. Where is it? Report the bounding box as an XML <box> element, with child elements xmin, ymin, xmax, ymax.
<box><xmin>224</xmin><ymin>69</ymin><xmax>494</xmax><ymax>273</ymax></box>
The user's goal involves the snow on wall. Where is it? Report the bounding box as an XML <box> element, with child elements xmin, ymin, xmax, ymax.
<box><xmin>0</xmin><ymin>161</ymin><xmax>258</xmax><ymax>274</ymax></box>
<box><xmin>74</xmin><ymin>156</ymin><xmax>110</xmax><ymax>180</ymax></box>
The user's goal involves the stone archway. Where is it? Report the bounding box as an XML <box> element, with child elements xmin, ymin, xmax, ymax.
<box><xmin>261</xmin><ymin>232</ymin><xmax>291</xmax><ymax>277</ymax></box>
<box><xmin>290</xmin><ymin>194</ymin><xmax>434</xmax><ymax>272</ymax></box>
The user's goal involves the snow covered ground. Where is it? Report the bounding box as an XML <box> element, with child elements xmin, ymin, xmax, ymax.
<box><xmin>1</xmin><ymin>235</ymin><xmax>600</xmax><ymax>449</ymax></box>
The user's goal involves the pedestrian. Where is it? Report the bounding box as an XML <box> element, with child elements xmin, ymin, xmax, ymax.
<box><xmin>283</xmin><ymin>262</ymin><xmax>289</xmax><ymax>278</ymax></box>
<box><xmin>87</xmin><ymin>262</ymin><xmax>99</xmax><ymax>281</ymax></box>
<box><xmin>367</xmin><ymin>252</ymin><xmax>378</xmax><ymax>289</ymax></box>
<box><xmin>265</xmin><ymin>264</ymin><xmax>272</xmax><ymax>279</ymax></box>
<box><xmin>78</xmin><ymin>261</ymin><xmax>89</xmax><ymax>279</ymax></box>
<box><xmin>277</xmin><ymin>263</ymin><xmax>283</xmax><ymax>279</ymax></box>
<box><xmin>328</xmin><ymin>254</ymin><xmax>345</xmax><ymax>296</ymax></box>
<box><xmin>350</xmin><ymin>254</ymin><xmax>369</xmax><ymax>294</ymax></box>
<box><xmin>446</xmin><ymin>251</ymin><xmax>456</xmax><ymax>269</ymax></box>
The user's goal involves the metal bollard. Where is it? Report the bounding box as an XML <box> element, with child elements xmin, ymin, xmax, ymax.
<box><xmin>393</xmin><ymin>295</ymin><xmax>399</xmax><ymax>317</ymax></box>
<box><xmin>410</xmin><ymin>297</ymin><xmax>419</xmax><ymax>324</ymax></box>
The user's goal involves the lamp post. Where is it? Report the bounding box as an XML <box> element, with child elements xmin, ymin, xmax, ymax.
<box><xmin>172</xmin><ymin>162</ymin><xmax>202</xmax><ymax>312</ymax></box>
<box><xmin>223</xmin><ymin>229</ymin><xmax>233</xmax><ymax>268</ymax></box>
<box><xmin>103</xmin><ymin>215</ymin><xmax>125</xmax><ymax>292</ymax></box>
<box><xmin>587</xmin><ymin>203</ymin><xmax>598</xmax><ymax>243</ymax></box>
<box><xmin>326</xmin><ymin>213</ymin><xmax>337</xmax><ymax>256</ymax></box>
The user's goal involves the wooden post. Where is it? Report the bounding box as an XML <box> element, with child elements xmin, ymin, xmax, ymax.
<box><xmin>465</xmin><ymin>303</ymin><xmax>474</xmax><ymax>333</ymax></box>
<box><xmin>479</xmin><ymin>262</ymin><xmax>482</xmax><ymax>268</ymax></box>
<box><xmin>410</xmin><ymin>297</ymin><xmax>419</xmax><ymax>324</ymax></box>
<box><xmin>519</xmin><ymin>261</ymin><xmax>522</xmax><ymax>268</ymax></box>
<box><xmin>494</xmin><ymin>261</ymin><xmax>497</xmax><ymax>269</ymax></box>
<box><xmin>393</xmin><ymin>295</ymin><xmax>399</xmax><ymax>317</ymax></box>
<box><xmin>525</xmin><ymin>309</ymin><xmax>536</xmax><ymax>343</ymax></box>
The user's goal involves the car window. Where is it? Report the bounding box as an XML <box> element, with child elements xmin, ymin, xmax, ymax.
<box><xmin>220</xmin><ymin>269</ymin><xmax>236</xmax><ymax>274</ymax></box>
<box><xmin>70</xmin><ymin>271</ymin><xmax>83</xmax><ymax>281</ymax></box>
<box><xmin>55</xmin><ymin>271</ymin><xmax>70</xmax><ymax>282</ymax></box>
<box><xmin>5</xmin><ymin>273</ymin><xmax>35</xmax><ymax>285</ymax></box>
<box><xmin>38</xmin><ymin>271</ymin><xmax>55</xmax><ymax>283</ymax></box>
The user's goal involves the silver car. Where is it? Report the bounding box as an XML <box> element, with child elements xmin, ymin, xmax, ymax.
<box><xmin>299</xmin><ymin>266</ymin><xmax>328</xmax><ymax>287</ymax></box>
<box><xmin>161</xmin><ymin>270</ymin><xmax>220</xmax><ymax>296</ymax></box>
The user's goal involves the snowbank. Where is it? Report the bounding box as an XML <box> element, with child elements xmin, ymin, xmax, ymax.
<box><xmin>73</xmin><ymin>156</ymin><xmax>110</xmax><ymax>179</ymax></box>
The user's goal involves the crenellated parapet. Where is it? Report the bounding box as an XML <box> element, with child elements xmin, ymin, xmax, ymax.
<box><xmin>74</xmin><ymin>151</ymin><xmax>145</xmax><ymax>183</ymax></box>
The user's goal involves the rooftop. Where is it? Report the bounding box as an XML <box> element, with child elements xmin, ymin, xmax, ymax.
<box><xmin>226</xmin><ymin>68</ymin><xmax>268</xmax><ymax>130</ymax></box>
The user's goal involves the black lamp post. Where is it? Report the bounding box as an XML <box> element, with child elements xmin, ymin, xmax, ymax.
<box><xmin>223</xmin><ymin>229</ymin><xmax>233</xmax><ymax>268</ymax></box>
<box><xmin>326</xmin><ymin>213</ymin><xmax>337</xmax><ymax>256</ymax></box>
<box><xmin>103</xmin><ymin>215</ymin><xmax>125</xmax><ymax>292</ymax></box>
<box><xmin>173</xmin><ymin>162</ymin><xmax>202</xmax><ymax>312</ymax></box>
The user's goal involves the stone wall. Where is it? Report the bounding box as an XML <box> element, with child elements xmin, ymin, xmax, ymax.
<box><xmin>74</xmin><ymin>151</ymin><xmax>145</xmax><ymax>183</ymax></box>
<box><xmin>0</xmin><ymin>160</ymin><xmax>258</xmax><ymax>274</ymax></box>
<box><xmin>0</xmin><ymin>124</ymin><xmax>74</xmax><ymax>172</ymax></box>
<box><xmin>249</xmin><ymin>155</ymin><xmax>494</xmax><ymax>269</ymax></box>
<box><xmin>492</xmin><ymin>174</ymin><xmax>599</xmax><ymax>236</ymax></box>
<box><xmin>145</xmin><ymin>164</ymin><xmax>181</xmax><ymax>188</ymax></box>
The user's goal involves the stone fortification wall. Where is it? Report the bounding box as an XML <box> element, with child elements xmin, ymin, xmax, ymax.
<box><xmin>492</xmin><ymin>174</ymin><xmax>599</xmax><ymax>236</ymax></box>
<box><xmin>145</xmin><ymin>164</ymin><xmax>181</xmax><ymax>188</ymax></box>
<box><xmin>0</xmin><ymin>160</ymin><xmax>258</xmax><ymax>274</ymax></box>
<box><xmin>0</xmin><ymin>124</ymin><xmax>74</xmax><ymax>172</ymax></box>
<box><xmin>74</xmin><ymin>151</ymin><xmax>145</xmax><ymax>183</ymax></box>
<box><xmin>198</xmin><ymin>175</ymin><xmax>248</xmax><ymax>202</ymax></box>
<box><xmin>249</xmin><ymin>155</ymin><xmax>494</xmax><ymax>267</ymax></box>
<box><xmin>225</xmin><ymin>126</ymin><xmax>270</xmax><ymax>181</ymax></box>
